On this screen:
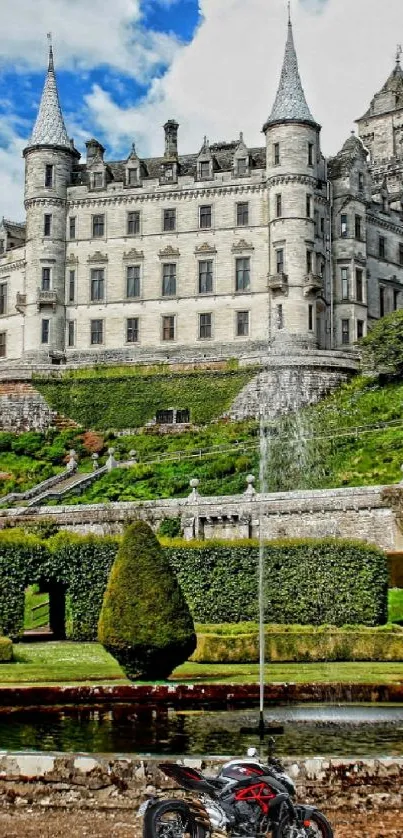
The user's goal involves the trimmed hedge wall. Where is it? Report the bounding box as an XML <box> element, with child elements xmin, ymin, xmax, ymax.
<box><xmin>0</xmin><ymin>532</ymin><xmax>388</xmax><ymax>640</ymax></box>
<box><xmin>166</xmin><ymin>539</ymin><xmax>389</xmax><ymax>627</ymax></box>
<box><xmin>0</xmin><ymin>637</ymin><xmax>13</xmax><ymax>662</ymax></box>
<box><xmin>192</xmin><ymin>624</ymin><xmax>403</xmax><ymax>663</ymax></box>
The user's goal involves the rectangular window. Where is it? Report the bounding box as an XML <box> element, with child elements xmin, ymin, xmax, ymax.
<box><xmin>162</xmin><ymin>315</ymin><xmax>175</xmax><ymax>341</ymax></box>
<box><xmin>90</xmin><ymin>319</ymin><xmax>103</xmax><ymax>345</ymax></box>
<box><xmin>90</xmin><ymin>268</ymin><xmax>105</xmax><ymax>301</ymax></box>
<box><xmin>306</xmin><ymin>250</ymin><xmax>313</xmax><ymax>274</ymax></box>
<box><xmin>45</xmin><ymin>164</ymin><xmax>53</xmax><ymax>188</ymax></box>
<box><xmin>236</xmin><ymin>310</ymin><xmax>249</xmax><ymax>337</ymax></box>
<box><xmin>308</xmin><ymin>304</ymin><xmax>314</xmax><ymax>331</ymax></box>
<box><xmin>127</xmin><ymin>168</ymin><xmax>138</xmax><ymax>185</ymax></box>
<box><xmin>357</xmin><ymin>319</ymin><xmax>364</xmax><ymax>340</ymax></box>
<box><xmin>237</xmin><ymin>158</ymin><xmax>248</xmax><ymax>176</ymax></box>
<box><xmin>198</xmin><ymin>260</ymin><xmax>213</xmax><ymax>294</ymax></box>
<box><xmin>43</xmin><ymin>214</ymin><xmax>52</xmax><ymax>236</ymax></box>
<box><xmin>320</xmin><ymin>216</ymin><xmax>325</xmax><ymax>235</ymax></box>
<box><xmin>68</xmin><ymin>320</ymin><xmax>75</xmax><ymax>347</ymax></box>
<box><xmin>92</xmin><ymin>172</ymin><xmax>103</xmax><ymax>188</ymax></box>
<box><xmin>126</xmin><ymin>265</ymin><xmax>140</xmax><ymax>298</ymax></box>
<box><xmin>379</xmin><ymin>236</ymin><xmax>386</xmax><ymax>259</ymax></box>
<box><xmin>199</xmin><ymin>161</ymin><xmax>210</xmax><ymax>179</ymax></box>
<box><xmin>68</xmin><ymin>270</ymin><xmax>75</xmax><ymax>303</ymax></box>
<box><xmin>69</xmin><ymin>217</ymin><xmax>76</xmax><ymax>239</ymax></box>
<box><xmin>276</xmin><ymin>248</ymin><xmax>284</xmax><ymax>274</ymax></box>
<box><xmin>127</xmin><ymin>317</ymin><xmax>139</xmax><ymax>343</ymax></box>
<box><xmin>308</xmin><ymin>143</ymin><xmax>314</xmax><ymax>166</ymax></box>
<box><xmin>235</xmin><ymin>257</ymin><xmax>250</xmax><ymax>292</ymax></box>
<box><xmin>394</xmin><ymin>289</ymin><xmax>399</xmax><ymax>311</ymax></box>
<box><xmin>236</xmin><ymin>202</ymin><xmax>249</xmax><ymax>226</ymax></box>
<box><xmin>355</xmin><ymin>215</ymin><xmax>362</xmax><ymax>240</ymax></box>
<box><xmin>163</xmin><ymin>208</ymin><xmax>176</xmax><ymax>232</ymax></box>
<box><xmin>380</xmin><ymin>286</ymin><xmax>385</xmax><ymax>318</ymax></box>
<box><xmin>199</xmin><ymin>205</ymin><xmax>212</xmax><ymax>229</ymax></box>
<box><xmin>41</xmin><ymin>319</ymin><xmax>50</xmax><ymax>344</ymax></box>
<box><xmin>277</xmin><ymin>304</ymin><xmax>284</xmax><ymax>330</ymax></box>
<box><xmin>162</xmin><ymin>263</ymin><xmax>176</xmax><ymax>296</ymax></box>
<box><xmin>341</xmin><ymin>319</ymin><xmax>350</xmax><ymax>345</ymax></box>
<box><xmin>274</xmin><ymin>143</ymin><xmax>280</xmax><ymax>165</ymax></box>
<box><xmin>341</xmin><ymin>267</ymin><xmax>349</xmax><ymax>300</ymax></box>
<box><xmin>276</xmin><ymin>194</ymin><xmax>282</xmax><ymax>218</ymax></box>
<box><xmin>306</xmin><ymin>194</ymin><xmax>312</xmax><ymax>218</ymax></box>
<box><xmin>199</xmin><ymin>313</ymin><xmax>212</xmax><ymax>339</ymax></box>
<box><xmin>358</xmin><ymin>172</ymin><xmax>364</xmax><ymax>192</ymax></box>
<box><xmin>399</xmin><ymin>243</ymin><xmax>403</xmax><ymax>266</ymax></box>
<box><xmin>92</xmin><ymin>214</ymin><xmax>105</xmax><ymax>238</ymax></box>
<box><xmin>0</xmin><ymin>283</ymin><xmax>7</xmax><ymax>315</ymax></box>
<box><xmin>341</xmin><ymin>214</ymin><xmax>348</xmax><ymax>238</ymax></box>
<box><xmin>42</xmin><ymin>267</ymin><xmax>51</xmax><ymax>292</ymax></box>
<box><xmin>127</xmin><ymin>211</ymin><xmax>140</xmax><ymax>235</ymax></box>
<box><xmin>0</xmin><ymin>332</ymin><xmax>6</xmax><ymax>358</ymax></box>
<box><xmin>356</xmin><ymin>269</ymin><xmax>363</xmax><ymax>302</ymax></box>
<box><xmin>314</xmin><ymin>210</ymin><xmax>319</xmax><ymax>236</ymax></box>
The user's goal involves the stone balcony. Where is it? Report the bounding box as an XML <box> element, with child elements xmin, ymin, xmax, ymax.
<box><xmin>36</xmin><ymin>289</ymin><xmax>58</xmax><ymax>310</ymax></box>
<box><xmin>15</xmin><ymin>293</ymin><xmax>27</xmax><ymax>313</ymax></box>
<box><xmin>268</xmin><ymin>272</ymin><xmax>288</xmax><ymax>293</ymax></box>
<box><xmin>303</xmin><ymin>273</ymin><xmax>323</xmax><ymax>296</ymax></box>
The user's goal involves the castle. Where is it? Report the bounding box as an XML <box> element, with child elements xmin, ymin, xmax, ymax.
<box><xmin>1</xmin><ymin>17</ymin><xmax>403</xmax><ymax>368</ymax></box>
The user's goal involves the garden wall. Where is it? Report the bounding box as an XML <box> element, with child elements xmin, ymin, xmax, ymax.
<box><xmin>0</xmin><ymin>753</ymin><xmax>400</xmax><ymax>814</ymax></box>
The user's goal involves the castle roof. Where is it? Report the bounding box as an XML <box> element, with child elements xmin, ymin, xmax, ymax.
<box><xmin>263</xmin><ymin>19</ymin><xmax>317</xmax><ymax>130</ymax></box>
<box><xmin>28</xmin><ymin>44</ymin><xmax>71</xmax><ymax>149</ymax></box>
<box><xmin>0</xmin><ymin>218</ymin><xmax>26</xmax><ymax>238</ymax></box>
<box><xmin>327</xmin><ymin>133</ymin><xmax>368</xmax><ymax>179</ymax></box>
<box><xmin>358</xmin><ymin>58</ymin><xmax>403</xmax><ymax>120</ymax></box>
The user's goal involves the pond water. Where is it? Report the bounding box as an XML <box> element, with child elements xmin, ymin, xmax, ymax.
<box><xmin>1</xmin><ymin>704</ymin><xmax>403</xmax><ymax>757</ymax></box>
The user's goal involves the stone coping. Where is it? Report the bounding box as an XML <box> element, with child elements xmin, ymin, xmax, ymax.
<box><xmin>1</xmin><ymin>682</ymin><xmax>403</xmax><ymax>706</ymax></box>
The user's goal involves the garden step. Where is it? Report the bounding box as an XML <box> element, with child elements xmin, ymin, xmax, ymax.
<box><xmin>22</xmin><ymin>627</ymin><xmax>54</xmax><ymax>643</ymax></box>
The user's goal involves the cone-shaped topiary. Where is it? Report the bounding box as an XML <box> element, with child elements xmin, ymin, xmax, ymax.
<box><xmin>98</xmin><ymin>521</ymin><xmax>196</xmax><ymax>680</ymax></box>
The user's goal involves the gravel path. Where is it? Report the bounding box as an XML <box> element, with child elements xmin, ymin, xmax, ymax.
<box><xmin>0</xmin><ymin>808</ymin><xmax>403</xmax><ymax>838</ymax></box>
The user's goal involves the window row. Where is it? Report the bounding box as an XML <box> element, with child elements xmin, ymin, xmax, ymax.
<box><xmin>340</xmin><ymin>267</ymin><xmax>366</xmax><ymax>302</ymax></box>
<box><xmin>379</xmin><ymin>285</ymin><xmax>400</xmax><ymax>318</ymax></box>
<box><xmin>274</xmin><ymin>193</ymin><xmax>324</xmax><ymax>230</ymax></box>
<box><xmin>341</xmin><ymin>318</ymin><xmax>366</xmax><ymax>345</ymax></box>
<box><xmin>61</xmin><ymin>259</ymin><xmax>252</xmax><ymax>302</ymax></box>
<box><xmin>66</xmin><ymin>202</ymin><xmax>252</xmax><ymax>241</ymax></box>
<box><xmin>38</xmin><ymin>311</ymin><xmax>252</xmax><ymax>348</ymax></box>
<box><xmin>272</xmin><ymin>141</ymin><xmax>315</xmax><ymax>167</ymax></box>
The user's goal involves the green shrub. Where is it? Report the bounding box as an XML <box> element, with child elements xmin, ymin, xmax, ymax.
<box><xmin>192</xmin><ymin>624</ymin><xmax>403</xmax><ymax>663</ymax></box>
<box><xmin>98</xmin><ymin>522</ymin><xmax>196</xmax><ymax>680</ymax></box>
<box><xmin>0</xmin><ymin>637</ymin><xmax>13</xmax><ymax>662</ymax></box>
<box><xmin>158</xmin><ymin>517</ymin><xmax>182</xmax><ymax>539</ymax></box>
<box><xmin>166</xmin><ymin>538</ymin><xmax>389</xmax><ymax>626</ymax></box>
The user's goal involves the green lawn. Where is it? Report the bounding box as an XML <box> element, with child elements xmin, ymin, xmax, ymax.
<box><xmin>389</xmin><ymin>589</ymin><xmax>403</xmax><ymax>623</ymax></box>
<box><xmin>1</xmin><ymin>642</ymin><xmax>403</xmax><ymax>687</ymax></box>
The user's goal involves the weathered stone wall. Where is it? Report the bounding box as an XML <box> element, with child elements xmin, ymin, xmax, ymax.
<box><xmin>2</xmin><ymin>484</ymin><xmax>400</xmax><ymax>552</ymax></box>
<box><xmin>0</xmin><ymin>753</ymin><xmax>401</xmax><ymax>814</ymax></box>
<box><xmin>0</xmin><ymin>382</ymin><xmax>54</xmax><ymax>432</ymax></box>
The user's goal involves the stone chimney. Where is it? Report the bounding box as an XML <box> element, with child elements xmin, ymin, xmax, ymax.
<box><xmin>164</xmin><ymin>120</ymin><xmax>179</xmax><ymax>159</ymax></box>
<box><xmin>86</xmin><ymin>138</ymin><xmax>105</xmax><ymax>164</ymax></box>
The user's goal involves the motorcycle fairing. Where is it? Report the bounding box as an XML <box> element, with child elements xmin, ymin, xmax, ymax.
<box><xmin>159</xmin><ymin>763</ymin><xmax>217</xmax><ymax>795</ymax></box>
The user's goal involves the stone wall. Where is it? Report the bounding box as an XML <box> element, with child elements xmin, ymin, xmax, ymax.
<box><xmin>0</xmin><ymin>753</ymin><xmax>401</xmax><ymax>814</ymax></box>
<box><xmin>2</xmin><ymin>483</ymin><xmax>401</xmax><ymax>552</ymax></box>
<box><xmin>0</xmin><ymin>382</ymin><xmax>54</xmax><ymax>432</ymax></box>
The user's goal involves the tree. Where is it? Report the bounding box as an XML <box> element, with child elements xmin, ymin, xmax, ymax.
<box><xmin>98</xmin><ymin>521</ymin><xmax>196</xmax><ymax>680</ymax></box>
<box><xmin>360</xmin><ymin>309</ymin><xmax>403</xmax><ymax>377</ymax></box>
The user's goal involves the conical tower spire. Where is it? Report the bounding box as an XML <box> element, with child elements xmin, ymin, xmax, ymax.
<box><xmin>263</xmin><ymin>14</ymin><xmax>317</xmax><ymax>129</ymax></box>
<box><xmin>28</xmin><ymin>37</ymin><xmax>70</xmax><ymax>148</ymax></box>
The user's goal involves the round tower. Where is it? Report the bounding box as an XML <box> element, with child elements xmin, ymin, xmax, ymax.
<box><xmin>264</xmin><ymin>15</ymin><xmax>322</xmax><ymax>350</ymax></box>
<box><xmin>23</xmin><ymin>42</ymin><xmax>79</xmax><ymax>361</ymax></box>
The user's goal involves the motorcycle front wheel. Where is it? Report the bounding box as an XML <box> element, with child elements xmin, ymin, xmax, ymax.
<box><xmin>143</xmin><ymin>799</ymin><xmax>207</xmax><ymax>838</ymax></box>
<box><xmin>274</xmin><ymin>808</ymin><xmax>334</xmax><ymax>838</ymax></box>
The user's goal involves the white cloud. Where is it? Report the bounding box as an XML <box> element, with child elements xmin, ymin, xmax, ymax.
<box><xmin>84</xmin><ymin>0</ymin><xmax>403</xmax><ymax>160</ymax></box>
<box><xmin>0</xmin><ymin>121</ymin><xmax>27</xmax><ymax>221</ymax></box>
<box><xmin>0</xmin><ymin>0</ymin><xmax>181</xmax><ymax>81</ymax></box>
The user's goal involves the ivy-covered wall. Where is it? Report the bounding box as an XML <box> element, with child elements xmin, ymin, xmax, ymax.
<box><xmin>0</xmin><ymin>532</ymin><xmax>388</xmax><ymax>640</ymax></box>
<box><xmin>34</xmin><ymin>367</ymin><xmax>257</xmax><ymax>430</ymax></box>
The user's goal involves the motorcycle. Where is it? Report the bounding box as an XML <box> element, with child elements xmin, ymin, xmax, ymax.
<box><xmin>140</xmin><ymin>739</ymin><xmax>334</xmax><ymax>838</ymax></box>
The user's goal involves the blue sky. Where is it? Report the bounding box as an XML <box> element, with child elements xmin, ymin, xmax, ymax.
<box><xmin>0</xmin><ymin>0</ymin><xmax>402</xmax><ymax>219</ymax></box>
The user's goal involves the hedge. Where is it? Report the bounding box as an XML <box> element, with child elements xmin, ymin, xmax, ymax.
<box><xmin>0</xmin><ymin>637</ymin><xmax>13</xmax><ymax>662</ymax></box>
<box><xmin>0</xmin><ymin>532</ymin><xmax>388</xmax><ymax>639</ymax></box>
<box><xmin>192</xmin><ymin>624</ymin><xmax>403</xmax><ymax>663</ymax></box>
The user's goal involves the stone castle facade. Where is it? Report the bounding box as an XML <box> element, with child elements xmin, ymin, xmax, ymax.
<box><xmin>1</xmin><ymin>19</ymin><xmax>403</xmax><ymax>367</ymax></box>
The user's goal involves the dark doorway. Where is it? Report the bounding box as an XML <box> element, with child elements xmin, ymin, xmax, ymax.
<box><xmin>23</xmin><ymin>581</ymin><xmax>66</xmax><ymax>641</ymax></box>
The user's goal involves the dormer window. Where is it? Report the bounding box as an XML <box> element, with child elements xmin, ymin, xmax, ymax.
<box><xmin>237</xmin><ymin>158</ymin><xmax>248</xmax><ymax>176</ymax></box>
<box><xmin>165</xmin><ymin>166</ymin><xmax>173</xmax><ymax>180</ymax></box>
<box><xmin>127</xmin><ymin>168</ymin><xmax>138</xmax><ymax>186</ymax></box>
<box><xmin>199</xmin><ymin>161</ymin><xmax>211</xmax><ymax>180</ymax></box>
<box><xmin>92</xmin><ymin>172</ymin><xmax>104</xmax><ymax>189</ymax></box>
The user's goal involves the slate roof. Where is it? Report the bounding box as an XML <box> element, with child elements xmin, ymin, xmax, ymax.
<box><xmin>0</xmin><ymin>219</ymin><xmax>26</xmax><ymax>239</ymax></box>
<box><xmin>28</xmin><ymin>46</ymin><xmax>71</xmax><ymax>149</ymax></box>
<box><xmin>327</xmin><ymin>133</ymin><xmax>368</xmax><ymax>179</ymax></box>
<box><xmin>71</xmin><ymin>143</ymin><xmax>266</xmax><ymax>186</ymax></box>
<box><xmin>263</xmin><ymin>20</ymin><xmax>317</xmax><ymax>129</ymax></box>
<box><xmin>358</xmin><ymin>61</ymin><xmax>403</xmax><ymax>120</ymax></box>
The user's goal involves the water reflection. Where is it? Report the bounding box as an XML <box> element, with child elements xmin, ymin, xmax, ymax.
<box><xmin>1</xmin><ymin>704</ymin><xmax>403</xmax><ymax>757</ymax></box>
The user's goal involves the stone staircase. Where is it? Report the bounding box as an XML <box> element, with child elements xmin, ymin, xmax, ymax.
<box><xmin>26</xmin><ymin>471</ymin><xmax>95</xmax><ymax>507</ymax></box>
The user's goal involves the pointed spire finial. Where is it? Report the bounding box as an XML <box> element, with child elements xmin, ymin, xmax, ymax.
<box><xmin>47</xmin><ymin>32</ymin><xmax>54</xmax><ymax>72</ymax></box>
<box><xmin>27</xmin><ymin>35</ymin><xmax>71</xmax><ymax>149</ymax></box>
<box><xmin>396</xmin><ymin>44</ymin><xmax>402</xmax><ymax>66</ymax></box>
<box><xmin>287</xmin><ymin>1</ymin><xmax>291</xmax><ymax>26</ymax></box>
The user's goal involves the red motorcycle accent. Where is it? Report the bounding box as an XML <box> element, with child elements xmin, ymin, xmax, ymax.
<box><xmin>234</xmin><ymin>782</ymin><xmax>277</xmax><ymax>815</ymax></box>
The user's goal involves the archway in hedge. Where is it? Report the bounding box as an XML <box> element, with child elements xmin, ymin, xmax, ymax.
<box><xmin>23</xmin><ymin>579</ymin><xmax>67</xmax><ymax>641</ymax></box>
